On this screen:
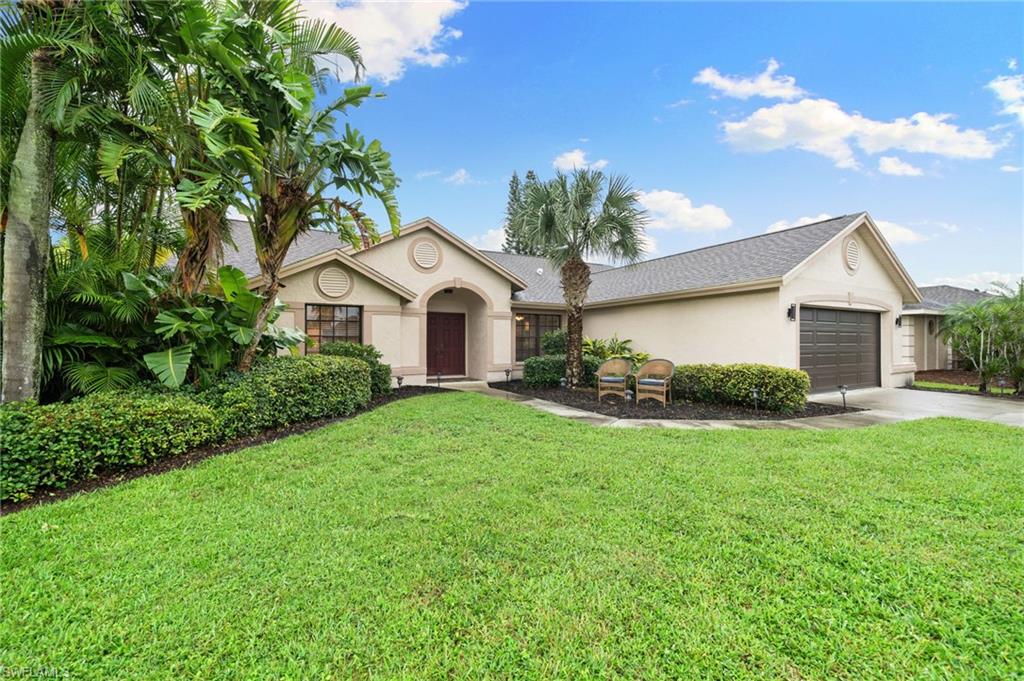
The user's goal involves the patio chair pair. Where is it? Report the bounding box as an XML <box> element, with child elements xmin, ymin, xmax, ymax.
<box><xmin>596</xmin><ymin>358</ymin><xmax>675</xmax><ymax>406</ymax></box>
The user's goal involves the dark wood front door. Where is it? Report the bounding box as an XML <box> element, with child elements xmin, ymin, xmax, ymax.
<box><xmin>427</xmin><ymin>312</ymin><xmax>466</xmax><ymax>376</ymax></box>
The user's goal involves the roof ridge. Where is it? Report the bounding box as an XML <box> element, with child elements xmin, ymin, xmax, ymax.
<box><xmin>590</xmin><ymin>212</ymin><xmax>860</xmax><ymax>277</ymax></box>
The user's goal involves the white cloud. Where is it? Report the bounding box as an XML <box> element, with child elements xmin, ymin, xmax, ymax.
<box><xmin>766</xmin><ymin>213</ymin><xmax>926</xmax><ymax>245</ymax></box>
<box><xmin>637</xmin><ymin>190</ymin><xmax>732</xmax><ymax>231</ymax></box>
<box><xmin>874</xmin><ymin>219</ymin><xmax>927</xmax><ymax>245</ymax></box>
<box><xmin>1008</xmin><ymin>57</ymin><xmax>1019</xmax><ymax>71</ymax></box>
<box><xmin>766</xmin><ymin>213</ymin><xmax>835</xmax><ymax>233</ymax></box>
<box><xmin>987</xmin><ymin>74</ymin><xmax>1024</xmax><ymax>124</ymax></box>
<box><xmin>667</xmin><ymin>98</ymin><xmax>692</xmax><ymax>109</ymax></box>
<box><xmin>415</xmin><ymin>169</ymin><xmax>441</xmax><ymax>179</ymax></box>
<box><xmin>693</xmin><ymin>58</ymin><xmax>806</xmax><ymax>101</ymax></box>
<box><xmin>723</xmin><ymin>98</ymin><xmax>999</xmax><ymax>169</ymax></box>
<box><xmin>878</xmin><ymin>155</ymin><xmax>923</xmax><ymax>176</ymax></box>
<box><xmin>467</xmin><ymin>227</ymin><xmax>505</xmax><ymax>250</ymax></box>
<box><xmin>1000</xmin><ymin>164</ymin><xmax>1022</xmax><ymax>172</ymax></box>
<box><xmin>638</xmin><ymin>232</ymin><xmax>658</xmax><ymax>257</ymax></box>
<box><xmin>444</xmin><ymin>168</ymin><xmax>479</xmax><ymax>185</ymax></box>
<box><xmin>552</xmin><ymin>148</ymin><xmax>609</xmax><ymax>172</ymax></box>
<box><xmin>930</xmin><ymin>272</ymin><xmax>1022</xmax><ymax>293</ymax></box>
<box><xmin>300</xmin><ymin>0</ymin><xmax>467</xmax><ymax>83</ymax></box>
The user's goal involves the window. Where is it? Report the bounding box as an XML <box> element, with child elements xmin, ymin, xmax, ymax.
<box><xmin>305</xmin><ymin>304</ymin><xmax>362</xmax><ymax>352</ymax></box>
<box><xmin>515</xmin><ymin>312</ymin><xmax>561</xmax><ymax>362</ymax></box>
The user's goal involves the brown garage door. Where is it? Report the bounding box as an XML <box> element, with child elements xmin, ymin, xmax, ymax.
<box><xmin>800</xmin><ymin>307</ymin><xmax>880</xmax><ymax>392</ymax></box>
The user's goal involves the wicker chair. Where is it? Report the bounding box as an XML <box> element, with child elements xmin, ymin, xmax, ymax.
<box><xmin>635</xmin><ymin>359</ymin><xmax>674</xmax><ymax>406</ymax></box>
<box><xmin>596</xmin><ymin>358</ymin><xmax>632</xmax><ymax>402</ymax></box>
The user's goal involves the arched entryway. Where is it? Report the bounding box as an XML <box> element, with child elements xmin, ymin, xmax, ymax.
<box><xmin>424</xmin><ymin>285</ymin><xmax>490</xmax><ymax>379</ymax></box>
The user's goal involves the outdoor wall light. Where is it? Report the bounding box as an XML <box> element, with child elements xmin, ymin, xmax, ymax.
<box><xmin>895</xmin><ymin>315</ymin><xmax>902</xmax><ymax>328</ymax></box>
<box><xmin>838</xmin><ymin>384</ymin><xmax>848</xmax><ymax>410</ymax></box>
<box><xmin>396</xmin><ymin>375</ymin><xmax>404</xmax><ymax>389</ymax></box>
<box><xmin>787</xmin><ymin>304</ymin><xmax>797</xmax><ymax>321</ymax></box>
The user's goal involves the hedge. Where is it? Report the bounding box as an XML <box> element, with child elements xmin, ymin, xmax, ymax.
<box><xmin>199</xmin><ymin>355</ymin><xmax>372</xmax><ymax>440</ymax></box>
<box><xmin>672</xmin><ymin>363</ymin><xmax>810</xmax><ymax>413</ymax></box>
<box><xmin>0</xmin><ymin>391</ymin><xmax>218</xmax><ymax>502</ymax></box>
<box><xmin>522</xmin><ymin>354</ymin><xmax>601</xmax><ymax>388</ymax></box>
<box><xmin>319</xmin><ymin>341</ymin><xmax>392</xmax><ymax>396</ymax></box>
<box><xmin>1</xmin><ymin>355</ymin><xmax>374</xmax><ymax>502</ymax></box>
<box><xmin>540</xmin><ymin>329</ymin><xmax>567</xmax><ymax>355</ymax></box>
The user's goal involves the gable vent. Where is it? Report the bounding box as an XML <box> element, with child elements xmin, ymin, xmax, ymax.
<box><xmin>412</xmin><ymin>240</ymin><xmax>440</xmax><ymax>270</ymax></box>
<box><xmin>845</xmin><ymin>239</ymin><xmax>861</xmax><ymax>272</ymax></box>
<box><xmin>317</xmin><ymin>266</ymin><xmax>351</xmax><ymax>298</ymax></box>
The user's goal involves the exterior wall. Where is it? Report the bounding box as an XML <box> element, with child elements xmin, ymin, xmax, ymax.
<box><xmin>912</xmin><ymin>314</ymin><xmax>951</xmax><ymax>370</ymax></box>
<box><xmin>780</xmin><ymin>224</ymin><xmax>915</xmax><ymax>388</ymax></box>
<box><xmin>277</xmin><ymin>264</ymin><xmax>405</xmax><ymax>361</ymax></box>
<box><xmin>582</xmin><ymin>289</ymin><xmax>785</xmax><ymax>366</ymax></box>
<box><xmin>353</xmin><ymin>227</ymin><xmax>515</xmax><ymax>382</ymax></box>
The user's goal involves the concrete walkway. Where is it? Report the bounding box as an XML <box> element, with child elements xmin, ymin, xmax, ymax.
<box><xmin>444</xmin><ymin>381</ymin><xmax>1024</xmax><ymax>430</ymax></box>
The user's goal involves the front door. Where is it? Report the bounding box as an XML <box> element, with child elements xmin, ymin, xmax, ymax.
<box><xmin>427</xmin><ymin>312</ymin><xmax>466</xmax><ymax>376</ymax></box>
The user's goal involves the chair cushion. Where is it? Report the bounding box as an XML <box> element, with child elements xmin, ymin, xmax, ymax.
<box><xmin>599</xmin><ymin>376</ymin><xmax>626</xmax><ymax>383</ymax></box>
<box><xmin>638</xmin><ymin>378</ymin><xmax>668</xmax><ymax>386</ymax></box>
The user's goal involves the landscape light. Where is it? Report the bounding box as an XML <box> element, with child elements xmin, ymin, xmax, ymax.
<box><xmin>838</xmin><ymin>384</ymin><xmax>848</xmax><ymax>410</ymax></box>
<box><xmin>559</xmin><ymin>377</ymin><xmax>567</xmax><ymax>389</ymax></box>
<box><xmin>751</xmin><ymin>387</ymin><xmax>760</xmax><ymax>412</ymax></box>
<box><xmin>505</xmin><ymin>368</ymin><xmax>511</xmax><ymax>383</ymax></box>
<box><xmin>396</xmin><ymin>375</ymin><xmax>404</xmax><ymax>389</ymax></box>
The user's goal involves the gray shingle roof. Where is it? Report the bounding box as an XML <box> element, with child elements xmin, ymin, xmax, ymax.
<box><xmin>220</xmin><ymin>220</ymin><xmax>348</xmax><ymax>279</ymax></box>
<box><xmin>904</xmin><ymin>285</ymin><xmax>993</xmax><ymax>312</ymax></box>
<box><xmin>483</xmin><ymin>213</ymin><xmax>862</xmax><ymax>304</ymax></box>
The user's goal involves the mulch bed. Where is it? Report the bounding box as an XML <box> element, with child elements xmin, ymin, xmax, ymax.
<box><xmin>914</xmin><ymin>370</ymin><xmax>986</xmax><ymax>386</ymax></box>
<box><xmin>1</xmin><ymin>386</ymin><xmax>449</xmax><ymax>517</ymax></box>
<box><xmin>490</xmin><ymin>381</ymin><xmax>859</xmax><ymax>421</ymax></box>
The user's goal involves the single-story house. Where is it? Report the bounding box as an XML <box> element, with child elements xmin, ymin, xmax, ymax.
<box><xmin>901</xmin><ymin>285</ymin><xmax>994</xmax><ymax>370</ymax></box>
<box><xmin>226</xmin><ymin>211</ymin><xmax>927</xmax><ymax>392</ymax></box>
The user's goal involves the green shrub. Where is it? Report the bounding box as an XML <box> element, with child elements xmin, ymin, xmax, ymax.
<box><xmin>0</xmin><ymin>391</ymin><xmax>218</xmax><ymax>502</ymax></box>
<box><xmin>540</xmin><ymin>329</ymin><xmax>567</xmax><ymax>355</ymax></box>
<box><xmin>200</xmin><ymin>355</ymin><xmax>371</xmax><ymax>440</ymax></box>
<box><xmin>522</xmin><ymin>354</ymin><xmax>601</xmax><ymax>388</ymax></box>
<box><xmin>672</xmin><ymin>363</ymin><xmax>809</xmax><ymax>413</ymax></box>
<box><xmin>319</xmin><ymin>341</ymin><xmax>392</xmax><ymax>395</ymax></box>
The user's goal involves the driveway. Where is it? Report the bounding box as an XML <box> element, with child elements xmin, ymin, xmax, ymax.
<box><xmin>813</xmin><ymin>387</ymin><xmax>1024</xmax><ymax>428</ymax></box>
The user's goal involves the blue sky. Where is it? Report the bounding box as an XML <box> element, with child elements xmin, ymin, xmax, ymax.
<box><xmin>307</xmin><ymin>1</ymin><xmax>1023</xmax><ymax>290</ymax></box>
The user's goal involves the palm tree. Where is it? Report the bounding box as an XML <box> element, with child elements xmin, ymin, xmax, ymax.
<box><xmin>511</xmin><ymin>169</ymin><xmax>647</xmax><ymax>387</ymax></box>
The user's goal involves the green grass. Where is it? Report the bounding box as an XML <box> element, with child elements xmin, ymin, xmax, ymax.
<box><xmin>3</xmin><ymin>393</ymin><xmax>1022</xmax><ymax>679</ymax></box>
<box><xmin>913</xmin><ymin>380</ymin><xmax>1016</xmax><ymax>396</ymax></box>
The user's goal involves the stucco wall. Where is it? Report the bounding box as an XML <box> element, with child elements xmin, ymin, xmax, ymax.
<box><xmin>780</xmin><ymin>224</ymin><xmax>914</xmax><ymax>387</ymax></box>
<box><xmin>582</xmin><ymin>289</ymin><xmax>784</xmax><ymax>365</ymax></box>
<box><xmin>912</xmin><ymin>314</ymin><xmax>951</xmax><ymax>370</ymax></box>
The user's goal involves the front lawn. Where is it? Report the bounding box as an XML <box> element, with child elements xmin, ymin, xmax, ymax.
<box><xmin>913</xmin><ymin>380</ymin><xmax>1016</xmax><ymax>396</ymax></box>
<box><xmin>3</xmin><ymin>392</ymin><xmax>1022</xmax><ymax>679</ymax></box>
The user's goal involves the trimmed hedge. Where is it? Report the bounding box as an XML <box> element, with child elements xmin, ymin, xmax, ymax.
<box><xmin>672</xmin><ymin>363</ymin><xmax>810</xmax><ymax>413</ymax></box>
<box><xmin>1</xmin><ymin>355</ymin><xmax>373</xmax><ymax>502</ymax></box>
<box><xmin>540</xmin><ymin>329</ymin><xmax>567</xmax><ymax>355</ymax></box>
<box><xmin>522</xmin><ymin>354</ymin><xmax>601</xmax><ymax>388</ymax></box>
<box><xmin>0</xmin><ymin>391</ymin><xmax>218</xmax><ymax>502</ymax></box>
<box><xmin>319</xmin><ymin>341</ymin><xmax>392</xmax><ymax>396</ymax></box>
<box><xmin>199</xmin><ymin>355</ymin><xmax>372</xmax><ymax>440</ymax></box>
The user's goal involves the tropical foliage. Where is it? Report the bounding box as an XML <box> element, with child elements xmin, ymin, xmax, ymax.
<box><xmin>508</xmin><ymin>169</ymin><xmax>648</xmax><ymax>386</ymax></box>
<box><xmin>0</xmin><ymin>0</ymin><xmax>399</xmax><ymax>404</ymax></box>
<box><xmin>582</xmin><ymin>334</ymin><xmax>651</xmax><ymax>365</ymax></box>
<box><xmin>940</xmin><ymin>280</ymin><xmax>1024</xmax><ymax>394</ymax></box>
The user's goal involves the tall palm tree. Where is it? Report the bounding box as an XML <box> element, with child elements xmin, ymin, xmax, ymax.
<box><xmin>511</xmin><ymin>169</ymin><xmax>647</xmax><ymax>387</ymax></box>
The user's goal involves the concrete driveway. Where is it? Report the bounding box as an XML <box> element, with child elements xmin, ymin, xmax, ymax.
<box><xmin>813</xmin><ymin>387</ymin><xmax>1024</xmax><ymax>428</ymax></box>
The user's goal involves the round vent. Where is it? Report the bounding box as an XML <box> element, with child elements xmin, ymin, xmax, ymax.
<box><xmin>845</xmin><ymin>239</ymin><xmax>861</xmax><ymax>272</ymax></box>
<box><xmin>317</xmin><ymin>266</ymin><xmax>351</xmax><ymax>298</ymax></box>
<box><xmin>412</xmin><ymin>240</ymin><xmax>440</xmax><ymax>270</ymax></box>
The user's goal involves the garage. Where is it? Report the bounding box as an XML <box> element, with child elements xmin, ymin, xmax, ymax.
<box><xmin>799</xmin><ymin>306</ymin><xmax>880</xmax><ymax>392</ymax></box>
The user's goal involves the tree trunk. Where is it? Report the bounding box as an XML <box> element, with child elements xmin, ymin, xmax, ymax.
<box><xmin>173</xmin><ymin>206</ymin><xmax>222</xmax><ymax>296</ymax></box>
<box><xmin>560</xmin><ymin>256</ymin><xmax>591</xmax><ymax>388</ymax></box>
<box><xmin>2</xmin><ymin>50</ymin><xmax>56</xmax><ymax>403</ymax></box>
<box><xmin>237</xmin><ymin>277</ymin><xmax>279</xmax><ymax>372</ymax></box>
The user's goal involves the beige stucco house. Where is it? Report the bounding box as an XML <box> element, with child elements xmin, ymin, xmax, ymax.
<box><xmin>901</xmin><ymin>285</ymin><xmax>993</xmax><ymax>370</ymax></box>
<box><xmin>227</xmin><ymin>211</ymin><xmax>928</xmax><ymax>392</ymax></box>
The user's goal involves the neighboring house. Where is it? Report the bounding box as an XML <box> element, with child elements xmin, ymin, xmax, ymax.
<box><xmin>227</xmin><ymin>211</ymin><xmax>924</xmax><ymax>392</ymax></box>
<box><xmin>901</xmin><ymin>285</ymin><xmax>995</xmax><ymax>370</ymax></box>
